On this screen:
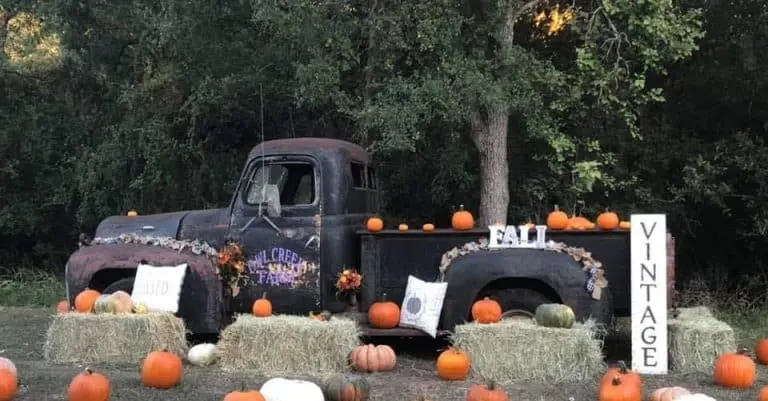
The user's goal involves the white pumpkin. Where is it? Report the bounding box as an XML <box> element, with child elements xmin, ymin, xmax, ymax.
<box><xmin>675</xmin><ymin>394</ymin><xmax>717</xmax><ymax>401</ymax></box>
<box><xmin>187</xmin><ymin>343</ymin><xmax>218</xmax><ymax>366</ymax></box>
<box><xmin>259</xmin><ymin>377</ymin><xmax>324</xmax><ymax>401</ymax></box>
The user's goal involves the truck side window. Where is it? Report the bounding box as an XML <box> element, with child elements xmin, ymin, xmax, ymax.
<box><xmin>351</xmin><ymin>163</ymin><xmax>365</xmax><ymax>188</ymax></box>
<box><xmin>367</xmin><ymin>167</ymin><xmax>377</xmax><ymax>190</ymax></box>
<box><xmin>246</xmin><ymin>163</ymin><xmax>316</xmax><ymax>206</ymax></box>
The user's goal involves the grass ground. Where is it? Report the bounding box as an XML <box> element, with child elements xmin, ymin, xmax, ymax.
<box><xmin>1</xmin><ymin>269</ymin><xmax>767</xmax><ymax>400</ymax></box>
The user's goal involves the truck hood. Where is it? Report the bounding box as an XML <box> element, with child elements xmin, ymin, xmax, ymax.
<box><xmin>94</xmin><ymin>211</ymin><xmax>192</xmax><ymax>239</ymax></box>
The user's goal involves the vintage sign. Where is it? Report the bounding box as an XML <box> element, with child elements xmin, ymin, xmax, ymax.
<box><xmin>130</xmin><ymin>263</ymin><xmax>188</xmax><ymax>313</ymax></box>
<box><xmin>247</xmin><ymin>246</ymin><xmax>318</xmax><ymax>288</ymax></box>
<box><xmin>487</xmin><ymin>225</ymin><xmax>548</xmax><ymax>249</ymax></box>
<box><xmin>630</xmin><ymin>214</ymin><xmax>668</xmax><ymax>374</ymax></box>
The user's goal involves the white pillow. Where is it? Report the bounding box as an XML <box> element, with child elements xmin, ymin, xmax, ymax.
<box><xmin>399</xmin><ymin>275</ymin><xmax>448</xmax><ymax>337</ymax></box>
<box><xmin>130</xmin><ymin>263</ymin><xmax>188</xmax><ymax>313</ymax></box>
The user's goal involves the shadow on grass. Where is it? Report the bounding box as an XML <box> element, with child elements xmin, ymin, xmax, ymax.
<box><xmin>0</xmin><ymin>267</ymin><xmax>65</xmax><ymax>307</ymax></box>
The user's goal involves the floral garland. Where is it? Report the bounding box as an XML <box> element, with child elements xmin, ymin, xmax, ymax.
<box><xmin>436</xmin><ymin>237</ymin><xmax>608</xmax><ymax>300</ymax></box>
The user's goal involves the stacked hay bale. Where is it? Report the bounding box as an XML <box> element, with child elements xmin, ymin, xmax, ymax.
<box><xmin>217</xmin><ymin>314</ymin><xmax>361</xmax><ymax>375</ymax></box>
<box><xmin>44</xmin><ymin>312</ymin><xmax>188</xmax><ymax>365</ymax></box>
<box><xmin>668</xmin><ymin>306</ymin><xmax>736</xmax><ymax>373</ymax></box>
<box><xmin>451</xmin><ymin>319</ymin><xmax>605</xmax><ymax>384</ymax></box>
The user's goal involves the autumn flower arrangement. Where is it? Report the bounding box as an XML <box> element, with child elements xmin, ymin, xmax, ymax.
<box><xmin>216</xmin><ymin>240</ymin><xmax>248</xmax><ymax>296</ymax></box>
<box><xmin>335</xmin><ymin>268</ymin><xmax>363</xmax><ymax>295</ymax></box>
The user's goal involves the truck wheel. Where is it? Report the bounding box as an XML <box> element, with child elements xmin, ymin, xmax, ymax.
<box><xmin>102</xmin><ymin>277</ymin><xmax>135</xmax><ymax>294</ymax></box>
<box><xmin>477</xmin><ymin>287</ymin><xmax>553</xmax><ymax>321</ymax></box>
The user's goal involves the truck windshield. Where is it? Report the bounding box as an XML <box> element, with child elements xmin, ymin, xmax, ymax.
<box><xmin>246</xmin><ymin>163</ymin><xmax>316</xmax><ymax>206</ymax></box>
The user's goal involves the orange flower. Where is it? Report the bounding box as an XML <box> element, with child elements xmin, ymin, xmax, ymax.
<box><xmin>234</xmin><ymin>260</ymin><xmax>245</xmax><ymax>273</ymax></box>
<box><xmin>217</xmin><ymin>251</ymin><xmax>231</xmax><ymax>265</ymax></box>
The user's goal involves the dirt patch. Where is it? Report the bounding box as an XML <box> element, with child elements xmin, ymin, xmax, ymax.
<box><xmin>2</xmin><ymin>307</ymin><xmax>767</xmax><ymax>401</ymax></box>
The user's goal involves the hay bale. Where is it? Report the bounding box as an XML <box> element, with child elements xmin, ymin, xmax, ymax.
<box><xmin>668</xmin><ymin>316</ymin><xmax>736</xmax><ymax>373</ymax></box>
<box><xmin>43</xmin><ymin>312</ymin><xmax>188</xmax><ymax>365</ymax></box>
<box><xmin>673</xmin><ymin>306</ymin><xmax>714</xmax><ymax>320</ymax></box>
<box><xmin>451</xmin><ymin>319</ymin><xmax>605</xmax><ymax>384</ymax></box>
<box><xmin>217</xmin><ymin>314</ymin><xmax>361</xmax><ymax>375</ymax></box>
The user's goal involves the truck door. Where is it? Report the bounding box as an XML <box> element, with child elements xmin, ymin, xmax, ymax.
<box><xmin>228</xmin><ymin>155</ymin><xmax>322</xmax><ymax>315</ymax></box>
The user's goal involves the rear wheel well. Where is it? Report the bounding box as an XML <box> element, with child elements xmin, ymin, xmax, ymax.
<box><xmin>478</xmin><ymin>277</ymin><xmax>562</xmax><ymax>303</ymax></box>
<box><xmin>88</xmin><ymin>269</ymin><xmax>136</xmax><ymax>292</ymax></box>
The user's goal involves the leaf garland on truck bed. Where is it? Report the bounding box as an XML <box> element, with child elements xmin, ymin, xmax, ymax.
<box><xmin>90</xmin><ymin>234</ymin><xmax>219</xmax><ymax>259</ymax></box>
<box><xmin>436</xmin><ymin>238</ymin><xmax>608</xmax><ymax>300</ymax></box>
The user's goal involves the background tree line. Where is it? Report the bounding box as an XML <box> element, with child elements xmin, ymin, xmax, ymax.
<box><xmin>1</xmin><ymin>0</ymin><xmax>766</xmax><ymax>292</ymax></box>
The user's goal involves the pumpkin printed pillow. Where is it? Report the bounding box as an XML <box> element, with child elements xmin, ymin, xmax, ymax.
<box><xmin>398</xmin><ymin>275</ymin><xmax>447</xmax><ymax>337</ymax></box>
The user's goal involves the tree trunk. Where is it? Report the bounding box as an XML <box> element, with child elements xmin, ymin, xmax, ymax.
<box><xmin>469</xmin><ymin>108</ymin><xmax>510</xmax><ymax>226</ymax></box>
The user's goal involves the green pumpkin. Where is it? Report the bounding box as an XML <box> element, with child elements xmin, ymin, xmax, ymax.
<box><xmin>321</xmin><ymin>373</ymin><xmax>370</xmax><ymax>401</ymax></box>
<box><xmin>534</xmin><ymin>303</ymin><xmax>576</xmax><ymax>328</ymax></box>
<box><xmin>93</xmin><ymin>294</ymin><xmax>117</xmax><ymax>314</ymax></box>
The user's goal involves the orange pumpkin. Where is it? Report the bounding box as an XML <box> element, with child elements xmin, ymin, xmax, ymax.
<box><xmin>366</xmin><ymin>217</ymin><xmax>384</xmax><ymax>232</ymax></box>
<box><xmin>57</xmin><ymin>299</ymin><xmax>70</xmax><ymax>314</ymax></box>
<box><xmin>436</xmin><ymin>347</ymin><xmax>470</xmax><ymax>381</ymax></box>
<box><xmin>398</xmin><ymin>224</ymin><xmax>409</xmax><ymax>231</ymax></box>
<box><xmin>422</xmin><ymin>223</ymin><xmax>435</xmax><ymax>232</ymax></box>
<box><xmin>471</xmin><ymin>297</ymin><xmax>502</xmax><ymax>324</ymax></box>
<box><xmin>252</xmin><ymin>293</ymin><xmax>273</xmax><ymax>317</ymax></box>
<box><xmin>600</xmin><ymin>361</ymin><xmax>642</xmax><ymax>390</ymax></box>
<box><xmin>67</xmin><ymin>368</ymin><xmax>111</xmax><ymax>401</ymax></box>
<box><xmin>367</xmin><ymin>293</ymin><xmax>400</xmax><ymax>329</ymax></box>
<box><xmin>0</xmin><ymin>368</ymin><xmax>16</xmax><ymax>401</ymax></box>
<box><xmin>350</xmin><ymin>344</ymin><xmax>396</xmax><ymax>373</ymax></box>
<box><xmin>546</xmin><ymin>205</ymin><xmax>569</xmax><ymax>230</ymax></box>
<box><xmin>713</xmin><ymin>348</ymin><xmax>756</xmax><ymax>389</ymax></box>
<box><xmin>567</xmin><ymin>215</ymin><xmax>592</xmax><ymax>230</ymax></box>
<box><xmin>597</xmin><ymin>209</ymin><xmax>620</xmax><ymax>230</ymax></box>
<box><xmin>451</xmin><ymin>205</ymin><xmax>475</xmax><ymax>230</ymax></box>
<box><xmin>649</xmin><ymin>387</ymin><xmax>691</xmax><ymax>401</ymax></box>
<box><xmin>619</xmin><ymin>221</ymin><xmax>631</xmax><ymax>230</ymax></box>
<box><xmin>74</xmin><ymin>289</ymin><xmax>101</xmax><ymax>313</ymax></box>
<box><xmin>759</xmin><ymin>386</ymin><xmax>768</xmax><ymax>401</ymax></box>
<box><xmin>0</xmin><ymin>358</ymin><xmax>16</xmax><ymax>379</ymax></box>
<box><xmin>466</xmin><ymin>381</ymin><xmax>509</xmax><ymax>401</ymax></box>
<box><xmin>141</xmin><ymin>350</ymin><xmax>183</xmax><ymax>389</ymax></box>
<box><xmin>223</xmin><ymin>386</ymin><xmax>266</xmax><ymax>401</ymax></box>
<box><xmin>598</xmin><ymin>376</ymin><xmax>642</xmax><ymax>401</ymax></box>
<box><xmin>755</xmin><ymin>339</ymin><xmax>768</xmax><ymax>364</ymax></box>
<box><xmin>127</xmin><ymin>210</ymin><xmax>138</xmax><ymax>216</ymax></box>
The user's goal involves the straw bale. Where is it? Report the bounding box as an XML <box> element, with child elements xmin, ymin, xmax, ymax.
<box><xmin>668</xmin><ymin>316</ymin><xmax>736</xmax><ymax>373</ymax></box>
<box><xmin>217</xmin><ymin>314</ymin><xmax>361</xmax><ymax>375</ymax></box>
<box><xmin>673</xmin><ymin>306</ymin><xmax>714</xmax><ymax>321</ymax></box>
<box><xmin>451</xmin><ymin>319</ymin><xmax>605</xmax><ymax>384</ymax></box>
<box><xmin>43</xmin><ymin>312</ymin><xmax>188</xmax><ymax>365</ymax></box>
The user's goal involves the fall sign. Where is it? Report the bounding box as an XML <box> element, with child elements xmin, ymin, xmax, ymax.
<box><xmin>487</xmin><ymin>224</ymin><xmax>548</xmax><ymax>249</ymax></box>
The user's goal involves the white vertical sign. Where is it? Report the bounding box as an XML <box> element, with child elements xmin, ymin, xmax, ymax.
<box><xmin>630</xmin><ymin>214</ymin><xmax>668</xmax><ymax>374</ymax></box>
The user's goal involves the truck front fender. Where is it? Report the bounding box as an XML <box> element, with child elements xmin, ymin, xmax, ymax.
<box><xmin>439</xmin><ymin>248</ymin><xmax>612</xmax><ymax>331</ymax></box>
<box><xmin>65</xmin><ymin>243</ymin><xmax>225</xmax><ymax>334</ymax></box>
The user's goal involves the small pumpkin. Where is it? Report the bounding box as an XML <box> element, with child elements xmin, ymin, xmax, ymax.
<box><xmin>0</xmin><ymin>358</ymin><xmax>17</xmax><ymax>379</ymax></box>
<box><xmin>187</xmin><ymin>343</ymin><xmax>218</xmax><ymax>367</ymax></box>
<box><xmin>759</xmin><ymin>386</ymin><xmax>768</xmax><ymax>401</ymax></box>
<box><xmin>436</xmin><ymin>347</ymin><xmax>470</xmax><ymax>381</ymax></box>
<box><xmin>365</xmin><ymin>217</ymin><xmax>384</xmax><ymax>232</ymax></box>
<box><xmin>471</xmin><ymin>297</ymin><xmax>502</xmax><ymax>324</ymax></box>
<box><xmin>649</xmin><ymin>387</ymin><xmax>691</xmax><ymax>401</ymax></box>
<box><xmin>74</xmin><ymin>289</ymin><xmax>101</xmax><ymax>313</ymax></box>
<box><xmin>713</xmin><ymin>348</ymin><xmax>756</xmax><ymax>389</ymax></box>
<box><xmin>141</xmin><ymin>350</ymin><xmax>183</xmax><ymax>389</ymax></box>
<box><xmin>367</xmin><ymin>293</ymin><xmax>400</xmax><ymax>329</ymax></box>
<box><xmin>601</xmin><ymin>361</ymin><xmax>642</xmax><ymax>390</ymax></box>
<box><xmin>252</xmin><ymin>293</ymin><xmax>273</xmax><ymax>317</ymax></box>
<box><xmin>57</xmin><ymin>299</ymin><xmax>70</xmax><ymax>314</ymax></box>
<box><xmin>619</xmin><ymin>221</ymin><xmax>631</xmax><ymax>230</ymax></box>
<box><xmin>422</xmin><ymin>223</ymin><xmax>435</xmax><ymax>232</ymax></box>
<box><xmin>223</xmin><ymin>384</ymin><xmax>266</xmax><ymax>401</ymax></box>
<box><xmin>597</xmin><ymin>209</ymin><xmax>620</xmax><ymax>230</ymax></box>
<box><xmin>0</xmin><ymin>368</ymin><xmax>16</xmax><ymax>401</ymax></box>
<box><xmin>755</xmin><ymin>339</ymin><xmax>768</xmax><ymax>364</ymax></box>
<box><xmin>598</xmin><ymin>376</ymin><xmax>642</xmax><ymax>401</ymax></box>
<box><xmin>350</xmin><ymin>344</ymin><xmax>396</xmax><ymax>373</ymax></box>
<box><xmin>127</xmin><ymin>210</ymin><xmax>138</xmax><ymax>216</ymax></box>
<box><xmin>398</xmin><ymin>224</ymin><xmax>409</xmax><ymax>231</ymax></box>
<box><xmin>67</xmin><ymin>367</ymin><xmax>111</xmax><ymax>401</ymax></box>
<box><xmin>546</xmin><ymin>205</ymin><xmax>569</xmax><ymax>230</ymax></box>
<box><xmin>534</xmin><ymin>303</ymin><xmax>576</xmax><ymax>329</ymax></box>
<box><xmin>93</xmin><ymin>294</ymin><xmax>116</xmax><ymax>314</ymax></box>
<box><xmin>466</xmin><ymin>380</ymin><xmax>510</xmax><ymax>401</ymax></box>
<box><xmin>321</xmin><ymin>373</ymin><xmax>370</xmax><ymax>401</ymax></box>
<box><xmin>260</xmin><ymin>377</ymin><xmax>324</xmax><ymax>401</ymax></box>
<box><xmin>451</xmin><ymin>205</ymin><xmax>475</xmax><ymax>230</ymax></box>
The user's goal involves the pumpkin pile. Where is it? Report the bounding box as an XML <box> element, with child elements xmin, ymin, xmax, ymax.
<box><xmin>545</xmin><ymin>205</ymin><xmax>631</xmax><ymax>231</ymax></box>
<box><xmin>64</xmin><ymin>288</ymin><xmax>149</xmax><ymax>315</ymax></box>
<box><xmin>364</xmin><ymin>204</ymin><xmax>476</xmax><ymax>233</ymax></box>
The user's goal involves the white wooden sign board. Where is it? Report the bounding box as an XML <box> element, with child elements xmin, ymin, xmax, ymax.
<box><xmin>130</xmin><ymin>263</ymin><xmax>188</xmax><ymax>314</ymax></box>
<box><xmin>630</xmin><ymin>214</ymin><xmax>668</xmax><ymax>374</ymax></box>
<box><xmin>487</xmin><ymin>225</ymin><xmax>548</xmax><ymax>249</ymax></box>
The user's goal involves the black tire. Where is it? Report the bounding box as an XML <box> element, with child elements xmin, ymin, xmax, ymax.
<box><xmin>476</xmin><ymin>287</ymin><xmax>554</xmax><ymax>320</ymax></box>
<box><xmin>102</xmin><ymin>277</ymin><xmax>135</xmax><ymax>294</ymax></box>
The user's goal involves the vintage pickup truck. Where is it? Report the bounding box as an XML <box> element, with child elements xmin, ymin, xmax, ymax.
<box><xmin>64</xmin><ymin>137</ymin><xmax>675</xmax><ymax>336</ymax></box>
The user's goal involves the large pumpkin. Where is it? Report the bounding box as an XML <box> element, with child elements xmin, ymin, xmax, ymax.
<box><xmin>534</xmin><ymin>303</ymin><xmax>575</xmax><ymax>328</ymax></box>
<box><xmin>67</xmin><ymin>368</ymin><xmax>111</xmax><ymax>401</ymax></box>
<box><xmin>466</xmin><ymin>381</ymin><xmax>510</xmax><ymax>401</ymax></box>
<box><xmin>451</xmin><ymin>205</ymin><xmax>475</xmax><ymax>230</ymax></box>
<box><xmin>367</xmin><ymin>293</ymin><xmax>400</xmax><ymax>329</ymax></box>
<box><xmin>350</xmin><ymin>344</ymin><xmax>396</xmax><ymax>373</ymax></box>
<box><xmin>600</xmin><ymin>361</ymin><xmax>642</xmax><ymax>390</ymax></box>
<box><xmin>436</xmin><ymin>347</ymin><xmax>470</xmax><ymax>381</ymax></box>
<box><xmin>546</xmin><ymin>205</ymin><xmax>569</xmax><ymax>230</ymax></box>
<box><xmin>74</xmin><ymin>289</ymin><xmax>101</xmax><ymax>313</ymax></box>
<box><xmin>471</xmin><ymin>297</ymin><xmax>502</xmax><ymax>324</ymax></box>
<box><xmin>598</xmin><ymin>376</ymin><xmax>642</xmax><ymax>401</ymax></box>
<box><xmin>0</xmin><ymin>358</ymin><xmax>16</xmax><ymax>379</ymax></box>
<box><xmin>649</xmin><ymin>387</ymin><xmax>691</xmax><ymax>401</ymax></box>
<box><xmin>141</xmin><ymin>350</ymin><xmax>183</xmax><ymax>389</ymax></box>
<box><xmin>597</xmin><ymin>209</ymin><xmax>620</xmax><ymax>230</ymax></box>
<box><xmin>321</xmin><ymin>373</ymin><xmax>370</xmax><ymax>401</ymax></box>
<box><xmin>0</xmin><ymin>369</ymin><xmax>16</xmax><ymax>401</ymax></box>
<box><xmin>713</xmin><ymin>348</ymin><xmax>756</xmax><ymax>389</ymax></box>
